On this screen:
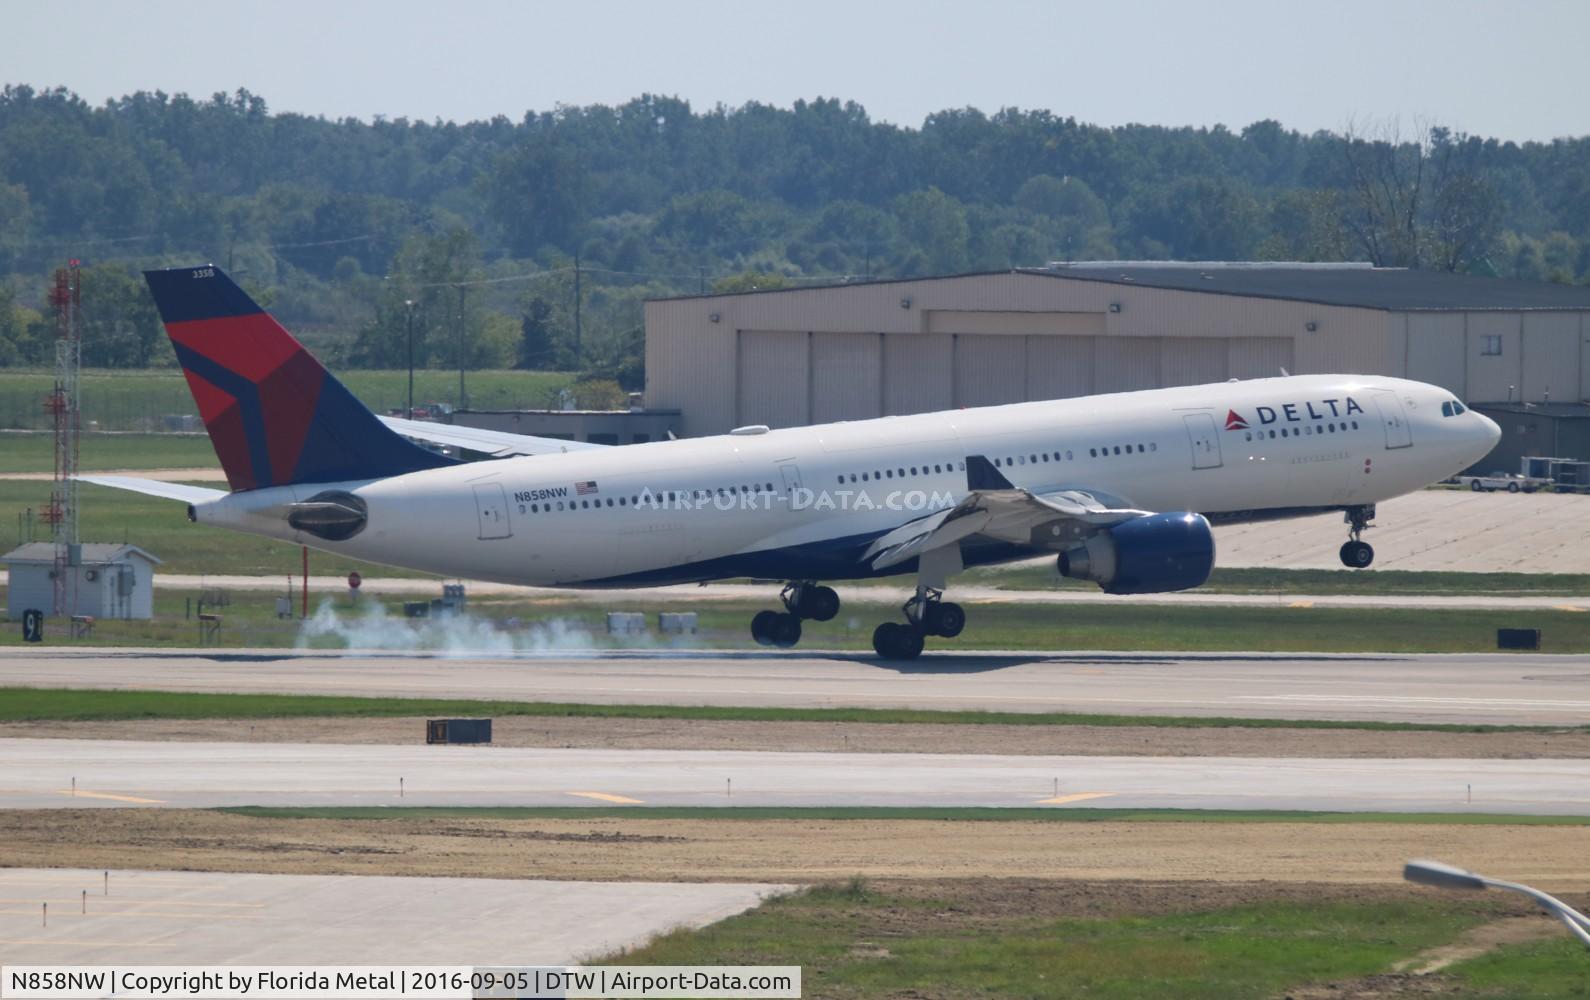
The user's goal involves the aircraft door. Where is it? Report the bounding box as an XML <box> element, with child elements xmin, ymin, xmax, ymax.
<box><xmin>1372</xmin><ymin>392</ymin><xmax>1413</xmax><ymax>449</ymax></box>
<box><xmin>1183</xmin><ymin>412</ymin><xmax>1223</xmax><ymax>469</ymax></box>
<box><xmin>779</xmin><ymin>464</ymin><xmax>804</xmax><ymax>503</ymax></box>
<box><xmin>472</xmin><ymin>483</ymin><xmax>513</xmax><ymax>539</ymax></box>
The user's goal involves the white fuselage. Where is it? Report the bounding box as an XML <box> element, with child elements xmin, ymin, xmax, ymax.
<box><xmin>193</xmin><ymin>375</ymin><xmax>1500</xmax><ymax>587</ymax></box>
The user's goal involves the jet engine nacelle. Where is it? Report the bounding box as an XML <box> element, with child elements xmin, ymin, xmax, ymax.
<box><xmin>1057</xmin><ymin>512</ymin><xmax>1215</xmax><ymax>594</ymax></box>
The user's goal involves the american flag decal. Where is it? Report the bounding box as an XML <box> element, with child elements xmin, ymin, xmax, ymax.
<box><xmin>575</xmin><ymin>480</ymin><xmax>599</xmax><ymax>495</ymax></box>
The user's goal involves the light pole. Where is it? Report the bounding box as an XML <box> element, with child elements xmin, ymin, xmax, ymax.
<box><xmin>1404</xmin><ymin>859</ymin><xmax>1590</xmax><ymax>949</ymax></box>
<box><xmin>403</xmin><ymin>299</ymin><xmax>415</xmax><ymax>420</ymax></box>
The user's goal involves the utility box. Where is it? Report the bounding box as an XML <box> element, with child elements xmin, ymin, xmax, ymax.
<box><xmin>658</xmin><ymin>612</ymin><xmax>698</xmax><ymax>635</ymax></box>
<box><xmin>426</xmin><ymin>718</ymin><xmax>492</xmax><ymax>745</ymax></box>
<box><xmin>607</xmin><ymin>612</ymin><xmax>646</xmax><ymax>634</ymax></box>
<box><xmin>1497</xmin><ymin>628</ymin><xmax>1542</xmax><ymax>650</ymax></box>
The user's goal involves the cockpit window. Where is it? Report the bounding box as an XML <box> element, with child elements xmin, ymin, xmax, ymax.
<box><xmin>1441</xmin><ymin>401</ymin><xmax>1453</xmax><ymax>417</ymax></box>
<box><xmin>1441</xmin><ymin>400</ymin><xmax>1467</xmax><ymax>417</ymax></box>
<box><xmin>1455</xmin><ymin>402</ymin><xmax>1466</xmax><ymax>414</ymax></box>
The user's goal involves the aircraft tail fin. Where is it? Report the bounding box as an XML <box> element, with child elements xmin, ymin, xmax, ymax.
<box><xmin>143</xmin><ymin>265</ymin><xmax>457</xmax><ymax>491</ymax></box>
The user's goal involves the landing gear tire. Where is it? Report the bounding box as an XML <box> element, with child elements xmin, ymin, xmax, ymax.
<box><xmin>1339</xmin><ymin>540</ymin><xmax>1374</xmax><ymax>569</ymax></box>
<box><xmin>922</xmin><ymin>601</ymin><xmax>966</xmax><ymax>638</ymax></box>
<box><xmin>798</xmin><ymin>585</ymin><xmax>840</xmax><ymax>622</ymax></box>
<box><xmin>871</xmin><ymin>622</ymin><xmax>925</xmax><ymax>660</ymax></box>
<box><xmin>767</xmin><ymin>612</ymin><xmax>802</xmax><ymax>649</ymax></box>
<box><xmin>750</xmin><ymin>610</ymin><xmax>780</xmax><ymax>646</ymax></box>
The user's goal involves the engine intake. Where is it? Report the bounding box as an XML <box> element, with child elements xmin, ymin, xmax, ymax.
<box><xmin>287</xmin><ymin>490</ymin><xmax>368</xmax><ymax>541</ymax></box>
<box><xmin>1057</xmin><ymin>512</ymin><xmax>1214</xmax><ymax>594</ymax></box>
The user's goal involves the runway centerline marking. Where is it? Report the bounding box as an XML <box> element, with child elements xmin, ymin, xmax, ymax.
<box><xmin>567</xmin><ymin>791</ymin><xmax>644</xmax><ymax>804</ymax></box>
<box><xmin>55</xmin><ymin>789</ymin><xmax>164</xmax><ymax>804</ymax></box>
<box><xmin>1036</xmin><ymin>792</ymin><xmax>1115</xmax><ymax>806</ymax></box>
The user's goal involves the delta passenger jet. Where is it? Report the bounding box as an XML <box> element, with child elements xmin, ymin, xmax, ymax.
<box><xmin>86</xmin><ymin>266</ymin><xmax>1501</xmax><ymax>659</ymax></box>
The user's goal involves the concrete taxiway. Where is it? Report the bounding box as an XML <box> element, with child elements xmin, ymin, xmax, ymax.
<box><xmin>2</xmin><ymin>739</ymin><xmax>1586</xmax><ymax>814</ymax></box>
<box><xmin>0</xmin><ymin>868</ymin><xmax>783</xmax><ymax>964</ymax></box>
<box><xmin>5</xmin><ymin>647</ymin><xmax>1590</xmax><ymax>725</ymax></box>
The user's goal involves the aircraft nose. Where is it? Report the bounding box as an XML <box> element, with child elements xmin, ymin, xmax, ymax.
<box><xmin>1477</xmin><ymin>411</ymin><xmax>1502</xmax><ymax>448</ymax></box>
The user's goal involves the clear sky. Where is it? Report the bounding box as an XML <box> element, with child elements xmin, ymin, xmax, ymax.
<box><xmin>4</xmin><ymin>0</ymin><xmax>1586</xmax><ymax>142</ymax></box>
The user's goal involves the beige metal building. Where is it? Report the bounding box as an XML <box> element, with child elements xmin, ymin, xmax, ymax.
<box><xmin>644</xmin><ymin>263</ymin><xmax>1590</xmax><ymax>443</ymax></box>
<box><xmin>3</xmin><ymin>542</ymin><xmax>161</xmax><ymax>620</ymax></box>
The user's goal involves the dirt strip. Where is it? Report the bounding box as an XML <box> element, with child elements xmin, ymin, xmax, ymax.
<box><xmin>3</xmin><ymin>810</ymin><xmax>1588</xmax><ymax>889</ymax></box>
<box><xmin>3</xmin><ymin>716</ymin><xmax>1587</xmax><ymax>757</ymax></box>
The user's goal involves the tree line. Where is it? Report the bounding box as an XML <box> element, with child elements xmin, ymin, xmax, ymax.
<box><xmin>0</xmin><ymin>85</ymin><xmax>1586</xmax><ymax>381</ymax></box>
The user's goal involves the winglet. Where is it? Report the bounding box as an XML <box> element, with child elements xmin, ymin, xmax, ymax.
<box><xmin>965</xmin><ymin>455</ymin><xmax>1014</xmax><ymax>491</ymax></box>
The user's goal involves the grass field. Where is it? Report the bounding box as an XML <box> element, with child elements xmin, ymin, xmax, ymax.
<box><xmin>606</xmin><ymin>886</ymin><xmax>1495</xmax><ymax>1000</ymax></box>
<box><xmin>4</xmin><ymin>583</ymin><xmax>1588</xmax><ymax>652</ymax></box>
<box><xmin>1453</xmin><ymin>935</ymin><xmax>1590</xmax><ymax>996</ymax></box>
<box><xmin>0</xmin><ymin>368</ymin><xmax>576</xmax><ymax>431</ymax></box>
<box><xmin>0</xmin><ymin>431</ymin><xmax>218</xmax><ymax>473</ymax></box>
<box><xmin>217</xmin><ymin>805</ymin><xmax>1590</xmax><ymax>825</ymax></box>
<box><xmin>2</xmin><ymin>687</ymin><xmax>1569</xmax><ymax>733</ymax></box>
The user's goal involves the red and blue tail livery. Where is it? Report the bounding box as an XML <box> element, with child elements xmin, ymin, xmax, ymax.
<box><xmin>144</xmin><ymin>265</ymin><xmax>456</xmax><ymax>491</ymax></box>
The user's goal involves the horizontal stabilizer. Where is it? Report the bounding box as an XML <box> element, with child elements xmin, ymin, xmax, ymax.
<box><xmin>379</xmin><ymin>416</ymin><xmax>609</xmax><ymax>457</ymax></box>
<box><xmin>78</xmin><ymin>475</ymin><xmax>226</xmax><ymax>504</ymax></box>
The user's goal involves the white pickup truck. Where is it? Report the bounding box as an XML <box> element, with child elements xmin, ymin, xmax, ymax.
<box><xmin>1453</xmin><ymin>471</ymin><xmax>1550</xmax><ymax>493</ymax></box>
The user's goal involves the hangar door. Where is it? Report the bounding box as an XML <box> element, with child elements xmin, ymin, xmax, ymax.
<box><xmin>1228</xmin><ymin>338</ymin><xmax>1295</xmax><ymax>380</ymax></box>
<box><xmin>953</xmin><ymin>335</ymin><xmax>1026</xmax><ymax>408</ymax></box>
<box><xmin>811</xmin><ymin>333</ymin><xmax>882</xmax><ymax>423</ymax></box>
<box><xmin>737</xmin><ymin>331</ymin><xmax>809</xmax><ymax>428</ymax></box>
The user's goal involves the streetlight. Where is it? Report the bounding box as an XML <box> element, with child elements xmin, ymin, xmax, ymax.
<box><xmin>403</xmin><ymin>299</ymin><xmax>415</xmax><ymax>421</ymax></box>
<box><xmin>1404</xmin><ymin>859</ymin><xmax>1590</xmax><ymax>950</ymax></box>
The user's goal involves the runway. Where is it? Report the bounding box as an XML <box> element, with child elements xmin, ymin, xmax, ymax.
<box><xmin>0</xmin><ymin>868</ymin><xmax>783</xmax><ymax>964</ymax></box>
<box><xmin>1</xmin><ymin>739</ymin><xmax>1585</xmax><ymax>813</ymax></box>
<box><xmin>6</xmin><ymin>647</ymin><xmax>1590</xmax><ymax>725</ymax></box>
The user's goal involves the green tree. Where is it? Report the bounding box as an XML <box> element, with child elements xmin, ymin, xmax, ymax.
<box><xmin>351</xmin><ymin>227</ymin><xmax>481</xmax><ymax>367</ymax></box>
<box><xmin>891</xmin><ymin>187</ymin><xmax>970</xmax><ymax>274</ymax></box>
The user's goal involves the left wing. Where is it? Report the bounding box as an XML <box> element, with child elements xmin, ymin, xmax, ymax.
<box><xmin>378</xmin><ymin>416</ymin><xmax>609</xmax><ymax>458</ymax></box>
<box><xmin>862</xmin><ymin>456</ymin><xmax>1150</xmax><ymax>570</ymax></box>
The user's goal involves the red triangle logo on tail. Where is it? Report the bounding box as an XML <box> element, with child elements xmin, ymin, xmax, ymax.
<box><xmin>1225</xmin><ymin>409</ymin><xmax>1249</xmax><ymax>431</ymax></box>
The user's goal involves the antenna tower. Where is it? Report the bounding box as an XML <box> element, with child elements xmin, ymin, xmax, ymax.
<box><xmin>43</xmin><ymin>262</ymin><xmax>81</xmax><ymax>615</ymax></box>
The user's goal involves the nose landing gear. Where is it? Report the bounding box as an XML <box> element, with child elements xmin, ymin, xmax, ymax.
<box><xmin>1339</xmin><ymin>504</ymin><xmax>1376</xmax><ymax>568</ymax></box>
<box><xmin>750</xmin><ymin>582</ymin><xmax>840</xmax><ymax>648</ymax></box>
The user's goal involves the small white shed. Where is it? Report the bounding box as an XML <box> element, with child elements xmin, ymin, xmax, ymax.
<box><xmin>3</xmin><ymin>543</ymin><xmax>161</xmax><ymax>620</ymax></box>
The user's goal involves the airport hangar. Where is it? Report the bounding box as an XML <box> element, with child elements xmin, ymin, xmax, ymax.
<box><xmin>642</xmin><ymin>262</ymin><xmax>1590</xmax><ymax>470</ymax></box>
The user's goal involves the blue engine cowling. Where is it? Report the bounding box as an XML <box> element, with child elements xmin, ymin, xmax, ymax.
<box><xmin>1056</xmin><ymin>511</ymin><xmax>1215</xmax><ymax>594</ymax></box>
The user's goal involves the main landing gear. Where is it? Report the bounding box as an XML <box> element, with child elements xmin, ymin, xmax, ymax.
<box><xmin>1339</xmin><ymin>504</ymin><xmax>1376</xmax><ymax>569</ymax></box>
<box><xmin>871</xmin><ymin>586</ymin><xmax>965</xmax><ymax>661</ymax></box>
<box><xmin>750</xmin><ymin>581</ymin><xmax>840</xmax><ymax>648</ymax></box>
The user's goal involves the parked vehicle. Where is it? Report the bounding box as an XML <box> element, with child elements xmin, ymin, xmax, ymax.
<box><xmin>1454</xmin><ymin>471</ymin><xmax>1549</xmax><ymax>493</ymax></box>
